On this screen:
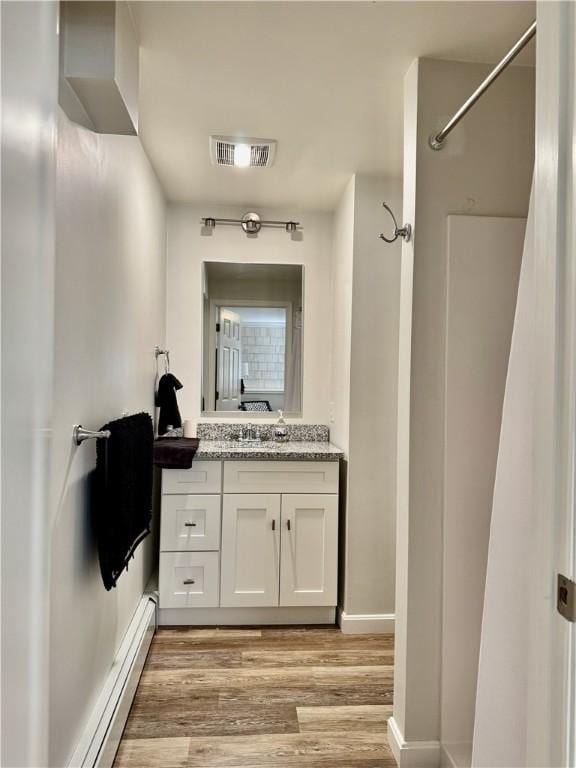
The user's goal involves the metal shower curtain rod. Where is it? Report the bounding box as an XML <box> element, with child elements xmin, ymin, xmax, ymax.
<box><xmin>429</xmin><ymin>20</ymin><xmax>536</xmax><ymax>150</ymax></box>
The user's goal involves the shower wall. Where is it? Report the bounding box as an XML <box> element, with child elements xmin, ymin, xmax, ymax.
<box><xmin>442</xmin><ymin>215</ymin><xmax>524</xmax><ymax>767</ymax></box>
<box><xmin>391</xmin><ymin>57</ymin><xmax>534</xmax><ymax>768</ymax></box>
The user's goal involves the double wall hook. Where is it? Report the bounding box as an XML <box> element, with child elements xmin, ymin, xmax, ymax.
<box><xmin>379</xmin><ymin>202</ymin><xmax>412</xmax><ymax>244</ymax></box>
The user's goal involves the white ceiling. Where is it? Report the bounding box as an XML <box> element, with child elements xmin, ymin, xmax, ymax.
<box><xmin>131</xmin><ymin>1</ymin><xmax>536</xmax><ymax>211</ymax></box>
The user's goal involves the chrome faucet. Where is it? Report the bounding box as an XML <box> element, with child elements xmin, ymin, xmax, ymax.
<box><xmin>239</xmin><ymin>423</ymin><xmax>260</xmax><ymax>442</ymax></box>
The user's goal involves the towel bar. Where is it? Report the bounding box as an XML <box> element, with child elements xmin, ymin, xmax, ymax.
<box><xmin>73</xmin><ymin>425</ymin><xmax>112</xmax><ymax>445</ymax></box>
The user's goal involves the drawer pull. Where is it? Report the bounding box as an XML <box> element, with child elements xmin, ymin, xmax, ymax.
<box><xmin>272</xmin><ymin>519</ymin><xmax>276</xmax><ymax>531</ymax></box>
<box><xmin>183</xmin><ymin>579</ymin><xmax>196</xmax><ymax>585</ymax></box>
<box><xmin>184</xmin><ymin>522</ymin><xmax>197</xmax><ymax>527</ymax></box>
<box><xmin>287</xmin><ymin>519</ymin><xmax>291</xmax><ymax>531</ymax></box>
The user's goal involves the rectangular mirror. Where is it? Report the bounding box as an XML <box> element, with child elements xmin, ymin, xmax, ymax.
<box><xmin>202</xmin><ymin>262</ymin><xmax>303</xmax><ymax>415</ymax></box>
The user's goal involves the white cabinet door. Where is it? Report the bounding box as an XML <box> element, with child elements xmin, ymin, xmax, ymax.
<box><xmin>280</xmin><ymin>494</ymin><xmax>338</xmax><ymax>607</ymax></box>
<box><xmin>221</xmin><ymin>494</ymin><xmax>280</xmax><ymax>607</ymax></box>
<box><xmin>159</xmin><ymin>552</ymin><xmax>220</xmax><ymax>608</ymax></box>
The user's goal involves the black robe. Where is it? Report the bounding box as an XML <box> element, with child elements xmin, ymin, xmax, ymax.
<box><xmin>155</xmin><ymin>373</ymin><xmax>183</xmax><ymax>435</ymax></box>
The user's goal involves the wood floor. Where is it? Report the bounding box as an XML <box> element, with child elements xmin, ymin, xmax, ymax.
<box><xmin>113</xmin><ymin>626</ymin><xmax>396</xmax><ymax>768</ymax></box>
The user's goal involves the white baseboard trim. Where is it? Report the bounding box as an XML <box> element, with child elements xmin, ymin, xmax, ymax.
<box><xmin>68</xmin><ymin>594</ymin><xmax>157</xmax><ymax>768</ymax></box>
<box><xmin>440</xmin><ymin>742</ymin><xmax>472</xmax><ymax>768</ymax></box>
<box><xmin>388</xmin><ymin>716</ymin><xmax>441</xmax><ymax>768</ymax></box>
<box><xmin>338</xmin><ymin>609</ymin><xmax>395</xmax><ymax>634</ymax></box>
<box><xmin>158</xmin><ymin>606</ymin><xmax>336</xmax><ymax>626</ymax></box>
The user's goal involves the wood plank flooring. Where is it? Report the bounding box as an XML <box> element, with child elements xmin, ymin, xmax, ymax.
<box><xmin>113</xmin><ymin>626</ymin><xmax>395</xmax><ymax>767</ymax></box>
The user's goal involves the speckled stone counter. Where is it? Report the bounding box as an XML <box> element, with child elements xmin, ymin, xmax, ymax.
<box><xmin>193</xmin><ymin>423</ymin><xmax>342</xmax><ymax>460</ymax></box>
<box><xmin>195</xmin><ymin>439</ymin><xmax>344</xmax><ymax>461</ymax></box>
<box><xmin>196</xmin><ymin>423</ymin><xmax>330</xmax><ymax>442</ymax></box>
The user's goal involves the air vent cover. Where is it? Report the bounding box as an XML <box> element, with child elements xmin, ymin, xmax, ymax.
<box><xmin>209</xmin><ymin>136</ymin><xmax>277</xmax><ymax>168</ymax></box>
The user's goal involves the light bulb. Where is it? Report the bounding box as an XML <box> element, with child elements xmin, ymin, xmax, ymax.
<box><xmin>234</xmin><ymin>144</ymin><xmax>251</xmax><ymax>168</ymax></box>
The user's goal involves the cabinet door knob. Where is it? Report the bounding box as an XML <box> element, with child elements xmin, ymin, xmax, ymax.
<box><xmin>272</xmin><ymin>519</ymin><xmax>276</xmax><ymax>531</ymax></box>
<box><xmin>183</xmin><ymin>579</ymin><xmax>196</xmax><ymax>585</ymax></box>
<box><xmin>184</xmin><ymin>522</ymin><xmax>197</xmax><ymax>527</ymax></box>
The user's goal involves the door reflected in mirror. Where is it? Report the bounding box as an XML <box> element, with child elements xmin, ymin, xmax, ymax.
<box><xmin>202</xmin><ymin>262</ymin><xmax>303</xmax><ymax>415</ymax></box>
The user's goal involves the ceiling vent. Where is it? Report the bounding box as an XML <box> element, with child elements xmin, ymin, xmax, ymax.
<box><xmin>209</xmin><ymin>136</ymin><xmax>277</xmax><ymax>168</ymax></box>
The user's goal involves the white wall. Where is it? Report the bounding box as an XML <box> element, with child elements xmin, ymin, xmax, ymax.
<box><xmin>329</xmin><ymin>177</ymin><xmax>355</xmax><ymax>451</ymax></box>
<box><xmin>345</xmin><ymin>175</ymin><xmax>401</xmax><ymax>618</ymax></box>
<box><xmin>391</xmin><ymin>57</ymin><xmax>534</xmax><ymax>764</ymax></box>
<box><xmin>166</xmin><ymin>204</ymin><xmax>332</xmax><ymax>425</ymax></box>
<box><xmin>330</xmin><ymin>174</ymin><xmax>402</xmax><ymax>622</ymax></box>
<box><xmin>48</xmin><ymin>111</ymin><xmax>166</xmax><ymax>767</ymax></box>
<box><xmin>1</xmin><ymin>3</ymin><xmax>59</xmax><ymax>765</ymax></box>
<box><xmin>392</xmin><ymin>60</ymin><xmax>418</xmax><ymax>740</ymax></box>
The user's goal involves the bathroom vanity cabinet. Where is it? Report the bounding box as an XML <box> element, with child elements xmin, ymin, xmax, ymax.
<box><xmin>158</xmin><ymin>459</ymin><xmax>340</xmax><ymax>625</ymax></box>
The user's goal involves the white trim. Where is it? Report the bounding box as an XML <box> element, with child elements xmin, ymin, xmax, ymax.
<box><xmin>338</xmin><ymin>610</ymin><xmax>395</xmax><ymax>634</ymax></box>
<box><xmin>158</xmin><ymin>606</ymin><xmax>335</xmax><ymax>626</ymax></box>
<box><xmin>68</xmin><ymin>596</ymin><xmax>156</xmax><ymax>768</ymax></box>
<box><xmin>387</xmin><ymin>716</ymin><xmax>441</xmax><ymax>768</ymax></box>
<box><xmin>527</xmin><ymin>5</ymin><xmax>576</xmax><ymax>766</ymax></box>
<box><xmin>440</xmin><ymin>742</ymin><xmax>472</xmax><ymax>768</ymax></box>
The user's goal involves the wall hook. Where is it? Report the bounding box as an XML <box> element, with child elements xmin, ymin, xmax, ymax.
<box><xmin>378</xmin><ymin>202</ymin><xmax>412</xmax><ymax>244</ymax></box>
<box><xmin>155</xmin><ymin>345</ymin><xmax>170</xmax><ymax>373</ymax></box>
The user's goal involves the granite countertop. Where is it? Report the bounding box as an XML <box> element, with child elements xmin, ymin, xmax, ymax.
<box><xmin>195</xmin><ymin>439</ymin><xmax>344</xmax><ymax>461</ymax></box>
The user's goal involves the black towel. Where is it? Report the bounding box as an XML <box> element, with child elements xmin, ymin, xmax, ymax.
<box><xmin>95</xmin><ymin>412</ymin><xmax>154</xmax><ymax>591</ymax></box>
<box><xmin>154</xmin><ymin>437</ymin><xmax>199</xmax><ymax>469</ymax></box>
<box><xmin>155</xmin><ymin>373</ymin><xmax>183</xmax><ymax>435</ymax></box>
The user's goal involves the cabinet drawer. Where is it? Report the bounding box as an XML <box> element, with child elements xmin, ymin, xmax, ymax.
<box><xmin>223</xmin><ymin>461</ymin><xmax>339</xmax><ymax>494</ymax></box>
<box><xmin>159</xmin><ymin>552</ymin><xmax>219</xmax><ymax>608</ymax></box>
<box><xmin>160</xmin><ymin>495</ymin><xmax>221</xmax><ymax>552</ymax></box>
<box><xmin>162</xmin><ymin>461</ymin><xmax>222</xmax><ymax>494</ymax></box>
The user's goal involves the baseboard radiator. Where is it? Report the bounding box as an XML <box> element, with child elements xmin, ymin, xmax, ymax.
<box><xmin>68</xmin><ymin>594</ymin><xmax>157</xmax><ymax>768</ymax></box>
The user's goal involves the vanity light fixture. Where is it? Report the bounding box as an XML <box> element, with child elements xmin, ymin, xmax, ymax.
<box><xmin>202</xmin><ymin>212</ymin><xmax>301</xmax><ymax>236</ymax></box>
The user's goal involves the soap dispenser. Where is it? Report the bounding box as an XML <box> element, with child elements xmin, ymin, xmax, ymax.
<box><xmin>274</xmin><ymin>410</ymin><xmax>288</xmax><ymax>442</ymax></box>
